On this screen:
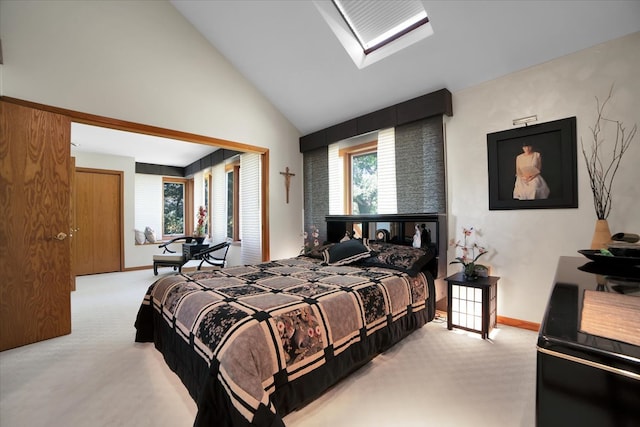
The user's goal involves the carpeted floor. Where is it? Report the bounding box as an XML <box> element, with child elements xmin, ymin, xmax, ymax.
<box><xmin>0</xmin><ymin>269</ymin><xmax>537</xmax><ymax>427</ymax></box>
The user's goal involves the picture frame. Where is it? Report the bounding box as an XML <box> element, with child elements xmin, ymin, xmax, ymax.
<box><xmin>487</xmin><ymin>116</ymin><xmax>577</xmax><ymax>210</ymax></box>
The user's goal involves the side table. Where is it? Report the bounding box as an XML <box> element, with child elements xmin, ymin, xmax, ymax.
<box><xmin>182</xmin><ymin>243</ymin><xmax>209</xmax><ymax>261</ymax></box>
<box><xmin>445</xmin><ymin>273</ymin><xmax>499</xmax><ymax>339</ymax></box>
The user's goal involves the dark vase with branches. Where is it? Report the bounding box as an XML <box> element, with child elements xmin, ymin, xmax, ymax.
<box><xmin>581</xmin><ymin>84</ymin><xmax>637</xmax><ymax>249</ymax></box>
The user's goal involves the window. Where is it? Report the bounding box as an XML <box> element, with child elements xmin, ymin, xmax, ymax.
<box><xmin>316</xmin><ymin>0</ymin><xmax>433</xmax><ymax>68</ymax></box>
<box><xmin>162</xmin><ymin>177</ymin><xmax>193</xmax><ymax>238</ymax></box>
<box><xmin>351</xmin><ymin>151</ymin><xmax>377</xmax><ymax>214</ymax></box>
<box><xmin>226</xmin><ymin>162</ymin><xmax>240</xmax><ymax>241</ymax></box>
<box><xmin>340</xmin><ymin>141</ymin><xmax>378</xmax><ymax>214</ymax></box>
<box><xmin>329</xmin><ymin>128</ymin><xmax>395</xmax><ymax>216</ymax></box>
<box><xmin>332</xmin><ymin>0</ymin><xmax>429</xmax><ymax>54</ymax></box>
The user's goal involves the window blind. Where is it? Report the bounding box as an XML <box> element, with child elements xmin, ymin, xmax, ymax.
<box><xmin>333</xmin><ymin>0</ymin><xmax>427</xmax><ymax>52</ymax></box>
<box><xmin>303</xmin><ymin>147</ymin><xmax>329</xmax><ymax>244</ymax></box>
<box><xmin>395</xmin><ymin>116</ymin><xmax>446</xmax><ymax>213</ymax></box>
<box><xmin>134</xmin><ymin>173</ymin><xmax>163</xmax><ymax>233</ymax></box>
<box><xmin>240</xmin><ymin>153</ymin><xmax>262</xmax><ymax>265</ymax></box>
<box><xmin>211</xmin><ymin>163</ymin><xmax>227</xmax><ymax>244</ymax></box>
<box><xmin>328</xmin><ymin>143</ymin><xmax>343</xmax><ymax>215</ymax></box>
<box><xmin>377</xmin><ymin>127</ymin><xmax>397</xmax><ymax>214</ymax></box>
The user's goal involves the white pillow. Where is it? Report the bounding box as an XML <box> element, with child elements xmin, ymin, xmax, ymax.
<box><xmin>134</xmin><ymin>229</ymin><xmax>145</xmax><ymax>245</ymax></box>
<box><xmin>144</xmin><ymin>226</ymin><xmax>157</xmax><ymax>243</ymax></box>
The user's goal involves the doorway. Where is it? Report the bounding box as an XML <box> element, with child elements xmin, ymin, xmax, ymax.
<box><xmin>73</xmin><ymin>168</ymin><xmax>123</xmax><ymax>275</ymax></box>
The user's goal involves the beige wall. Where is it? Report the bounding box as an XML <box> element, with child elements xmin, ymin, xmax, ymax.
<box><xmin>3</xmin><ymin>1</ymin><xmax>639</xmax><ymax>323</ymax></box>
<box><xmin>445</xmin><ymin>32</ymin><xmax>640</xmax><ymax>322</ymax></box>
<box><xmin>0</xmin><ymin>0</ymin><xmax>304</xmax><ymax>261</ymax></box>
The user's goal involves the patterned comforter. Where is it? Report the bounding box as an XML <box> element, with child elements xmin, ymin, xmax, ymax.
<box><xmin>135</xmin><ymin>256</ymin><xmax>435</xmax><ymax>426</ymax></box>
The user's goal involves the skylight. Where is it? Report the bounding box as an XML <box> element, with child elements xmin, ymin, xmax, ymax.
<box><xmin>314</xmin><ymin>0</ymin><xmax>433</xmax><ymax>69</ymax></box>
<box><xmin>332</xmin><ymin>0</ymin><xmax>429</xmax><ymax>54</ymax></box>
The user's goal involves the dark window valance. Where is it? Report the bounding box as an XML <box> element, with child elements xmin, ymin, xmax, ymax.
<box><xmin>299</xmin><ymin>88</ymin><xmax>452</xmax><ymax>152</ymax></box>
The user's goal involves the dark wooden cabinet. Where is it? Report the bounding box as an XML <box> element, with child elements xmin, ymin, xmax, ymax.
<box><xmin>183</xmin><ymin>243</ymin><xmax>209</xmax><ymax>260</ymax></box>
<box><xmin>537</xmin><ymin>256</ymin><xmax>640</xmax><ymax>426</ymax></box>
<box><xmin>445</xmin><ymin>273</ymin><xmax>498</xmax><ymax>339</ymax></box>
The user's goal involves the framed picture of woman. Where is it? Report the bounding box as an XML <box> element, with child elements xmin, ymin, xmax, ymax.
<box><xmin>487</xmin><ymin>117</ymin><xmax>577</xmax><ymax>210</ymax></box>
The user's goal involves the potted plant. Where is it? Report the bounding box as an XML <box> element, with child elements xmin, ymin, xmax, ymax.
<box><xmin>581</xmin><ymin>84</ymin><xmax>637</xmax><ymax>249</ymax></box>
<box><xmin>194</xmin><ymin>205</ymin><xmax>207</xmax><ymax>244</ymax></box>
<box><xmin>449</xmin><ymin>227</ymin><xmax>488</xmax><ymax>280</ymax></box>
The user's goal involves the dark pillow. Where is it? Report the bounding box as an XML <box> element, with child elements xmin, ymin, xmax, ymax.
<box><xmin>301</xmin><ymin>243</ymin><xmax>335</xmax><ymax>260</ymax></box>
<box><xmin>359</xmin><ymin>242</ymin><xmax>434</xmax><ymax>276</ymax></box>
<box><xmin>323</xmin><ymin>239</ymin><xmax>372</xmax><ymax>266</ymax></box>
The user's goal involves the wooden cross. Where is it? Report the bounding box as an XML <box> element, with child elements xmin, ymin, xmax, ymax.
<box><xmin>279</xmin><ymin>167</ymin><xmax>295</xmax><ymax>204</ymax></box>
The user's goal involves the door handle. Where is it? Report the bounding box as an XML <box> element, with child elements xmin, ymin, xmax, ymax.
<box><xmin>53</xmin><ymin>232</ymin><xmax>68</xmax><ymax>241</ymax></box>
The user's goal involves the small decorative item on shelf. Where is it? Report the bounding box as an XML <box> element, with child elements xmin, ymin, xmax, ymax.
<box><xmin>450</xmin><ymin>227</ymin><xmax>488</xmax><ymax>280</ymax></box>
<box><xmin>194</xmin><ymin>205</ymin><xmax>207</xmax><ymax>244</ymax></box>
<box><xmin>581</xmin><ymin>84</ymin><xmax>637</xmax><ymax>249</ymax></box>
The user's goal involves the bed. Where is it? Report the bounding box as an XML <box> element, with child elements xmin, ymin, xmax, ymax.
<box><xmin>135</xmin><ymin>239</ymin><xmax>437</xmax><ymax>426</ymax></box>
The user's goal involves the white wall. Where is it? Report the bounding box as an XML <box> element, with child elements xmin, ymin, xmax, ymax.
<box><xmin>3</xmin><ymin>1</ymin><xmax>639</xmax><ymax>323</ymax></box>
<box><xmin>445</xmin><ymin>32</ymin><xmax>640</xmax><ymax>323</ymax></box>
<box><xmin>0</xmin><ymin>0</ymin><xmax>304</xmax><ymax>262</ymax></box>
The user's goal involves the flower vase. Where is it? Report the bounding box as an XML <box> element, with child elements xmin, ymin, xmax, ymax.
<box><xmin>195</xmin><ymin>237</ymin><xmax>205</xmax><ymax>244</ymax></box>
<box><xmin>463</xmin><ymin>264</ymin><xmax>478</xmax><ymax>281</ymax></box>
<box><xmin>590</xmin><ymin>219</ymin><xmax>611</xmax><ymax>250</ymax></box>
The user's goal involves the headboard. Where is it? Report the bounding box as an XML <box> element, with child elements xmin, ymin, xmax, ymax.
<box><xmin>325</xmin><ymin>213</ymin><xmax>447</xmax><ymax>279</ymax></box>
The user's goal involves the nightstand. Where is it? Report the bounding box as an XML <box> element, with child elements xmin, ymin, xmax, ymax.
<box><xmin>445</xmin><ymin>273</ymin><xmax>499</xmax><ymax>339</ymax></box>
<box><xmin>182</xmin><ymin>243</ymin><xmax>209</xmax><ymax>260</ymax></box>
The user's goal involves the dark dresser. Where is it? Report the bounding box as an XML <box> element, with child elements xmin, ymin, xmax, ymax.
<box><xmin>536</xmin><ymin>256</ymin><xmax>640</xmax><ymax>426</ymax></box>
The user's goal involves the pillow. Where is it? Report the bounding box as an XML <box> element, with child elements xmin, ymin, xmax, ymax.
<box><xmin>134</xmin><ymin>229</ymin><xmax>145</xmax><ymax>245</ymax></box>
<box><xmin>323</xmin><ymin>239</ymin><xmax>371</xmax><ymax>266</ymax></box>
<box><xmin>359</xmin><ymin>242</ymin><xmax>434</xmax><ymax>277</ymax></box>
<box><xmin>302</xmin><ymin>242</ymin><xmax>335</xmax><ymax>260</ymax></box>
<box><xmin>144</xmin><ymin>226</ymin><xmax>157</xmax><ymax>243</ymax></box>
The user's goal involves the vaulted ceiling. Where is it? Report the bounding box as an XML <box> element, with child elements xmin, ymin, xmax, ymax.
<box><xmin>172</xmin><ymin>0</ymin><xmax>640</xmax><ymax>135</ymax></box>
<box><xmin>72</xmin><ymin>1</ymin><xmax>640</xmax><ymax>166</ymax></box>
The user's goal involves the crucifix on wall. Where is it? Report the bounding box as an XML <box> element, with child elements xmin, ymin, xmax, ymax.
<box><xmin>279</xmin><ymin>167</ymin><xmax>295</xmax><ymax>204</ymax></box>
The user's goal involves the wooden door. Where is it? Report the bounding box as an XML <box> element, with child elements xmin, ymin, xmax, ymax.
<box><xmin>74</xmin><ymin>168</ymin><xmax>122</xmax><ymax>276</ymax></box>
<box><xmin>0</xmin><ymin>100</ymin><xmax>72</xmax><ymax>351</ymax></box>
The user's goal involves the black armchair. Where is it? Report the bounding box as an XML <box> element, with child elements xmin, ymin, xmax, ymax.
<box><xmin>158</xmin><ymin>236</ymin><xmax>197</xmax><ymax>254</ymax></box>
<box><xmin>192</xmin><ymin>241</ymin><xmax>231</xmax><ymax>270</ymax></box>
<box><xmin>152</xmin><ymin>236</ymin><xmax>198</xmax><ymax>275</ymax></box>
